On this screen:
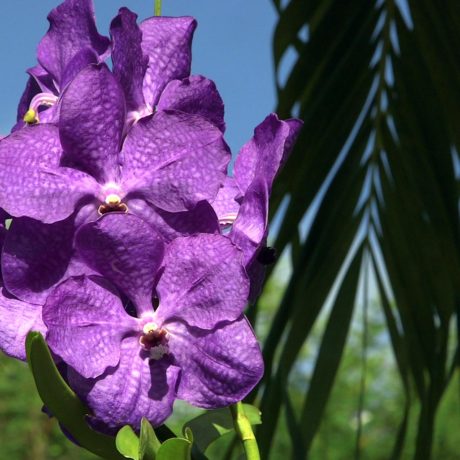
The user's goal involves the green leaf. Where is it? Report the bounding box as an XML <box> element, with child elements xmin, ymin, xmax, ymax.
<box><xmin>139</xmin><ymin>418</ymin><xmax>161</xmax><ymax>460</ymax></box>
<box><xmin>116</xmin><ymin>426</ymin><xmax>139</xmax><ymax>460</ymax></box>
<box><xmin>183</xmin><ymin>405</ymin><xmax>261</xmax><ymax>453</ymax></box>
<box><xmin>299</xmin><ymin>247</ymin><xmax>363</xmax><ymax>452</ymax></box>
<box><xmin>156</xmin><ymin>438</ymin><xmax>192</xmax><ymax>460</ymax></box>
<box><xmin>26</xmin><ymin>331</ymin><xmax>124</xmax><ymax>459</ymax></box>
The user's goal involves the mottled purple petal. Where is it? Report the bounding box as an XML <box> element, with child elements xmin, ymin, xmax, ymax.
<box><xmin>140</xmin><ymin>17</ymin><xmax>196</xmax><ymax>107</ymax></box>
<box><xmin>1</xmin><ymin>215</ymin><xmax>93</xmax><ymax>304</ymax></box>
<box><xmin>234</xmin><ymin>114</ymin><xmax>303</xmax><ymax>193</ymax></box>
<box><xmin>37</xmin><ymin>0</ymin><xmax>110</xmax><ymax>83</ymax></box>
<box><xmin>211</xmin><ymin>177</ymin><xmax>242</xmax><ymax>226</ymax></box>
<box><xmin>0</xmin><ymin>285</ymin><xmax>45</xmax><ymax>361</ymax></box>
<box><xmin>60</xmin><ymin>64</ymin><xmax>125</xmax><ymax>183</ymax></box>
<box><xmin>61</xmin><ymin>47</ymin><xmax>98</xmax><ymax>89</ymax></box>
<box><xmin>68</xmin><ymin>338</ymin><xmax>180</xmax><ymax>432</ymax></box>
<box><xmin>0</xmin><ymin>125</ymin><xmax>98</xmax><ymax>223</ymax></box>
<box><xmin>28</xmin><ymin>65</ymin><xmax>57</xmax><ymax>93</ymax></box>
<box><xmin>76</xmin><ymin>213</ymin><xmax>164</xmax><ymax>313</ymax></box>
<box><xmin>230</xmin><ymin>178</ymin><xmax>269</xmax><ymax>265</ymax></box>
<box><xmin>169</xmin><ymin>317</ymin><xmax>263</xmax><ymax>408</ymax></box>
<box><xmin>158</xmin><ymin>76</ymin><xmax>225</xmax><ymax>132</ymax></box>
<box><xmin>111</xmin><ymin>8</ymin><xmax>148</xmax><ymax>112</ymax></box>
<box><xmin>128</xmin><ymin>199</ymin><xmax>219</xmax><ymax>243</ymax></box>
<box><xmin>44</xmin><ymin>276</ymin><xmax>137</xmax><ymax>379</ymax></box>
<box><xmin>156</xmin><ymin>234</ymin><xmax>249</xmax><ymax>329</ymax></box>
<box><xmin>122</xmin><ymin>110</ymin><xmax>229</xmax><ymax>212</ymax></box>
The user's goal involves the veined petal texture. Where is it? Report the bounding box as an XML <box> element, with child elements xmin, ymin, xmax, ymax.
<box><xmin>0</xmin><ymin>285</ymin><xmax>45</xmax><ymax>361</ymax></box>
<box><xmin>140</xmin><ymin>16</ymin><xmax>196</xmax><ymax>107</ymax></box>
<box><xmin>37</xmin><ymin>0</ymin><xmax>110</xmax><ymax>83</ymax></box>
<box><xmin>156</xmin><ymin>234</ymin><xmax>249</xmax><ymax>329</ymax></box>
<box><xmin>170</xmin><ymin>317</ymin><xmax>263</xmax><ymax>408</ymax></box>
<box><xmin>110</xmin><ymin>7</ymin><xmax>148</xmax><ymax>112</ymax></box>
<box><xmin>0</xmin><ymin>125</ymin><xmax>97</xmax><ymax>223</ymax></box>
<box><xmin>122</xmin><ymin>110</ymin><xmax>230</xmax><ymax>212</ymax></box>
<box><xmin>44</xmin><ymin>276</ymin><xmax>138</xmax><ymax>379</ymax></box>
<box><xmin>230</xmin><ymin>178</ymin><xmax>269</xmax><ymax>266</ymax></box>
<box><xmin>59</xmin><ymin>64</ymin><xmax>126</xmax><ymax>183</ymax></box>
<box><xmin>2</xmin><ymin>216</ymin><xmax>81</xmax><ymax>304</ymax></box>
<box><xmin>158</xmin><ymin>75</ymin><xmax>225</xmax><ymax>132</ymax></box>
<box><xmin>68</xmin><ymin>338</ymin><xmax>180</xmax><ymax>432</ymax></box>
<box><xmin>234</xmin><ymin>114</ymin><xmax>303</xmax><ymax>193</ymax></box>
<box><xmin>127</xmin><ymin>199</ymin><xmax>220</xmax><ymax>243</ymax></box>
<box><xmin>76</xmin><ymin>213</ymin><xmax>164</xmax><ymax>313</ymax></box>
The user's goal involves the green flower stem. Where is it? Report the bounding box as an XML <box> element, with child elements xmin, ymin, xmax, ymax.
<box><xmin>230</xmin><ymin>402</ymin><xmax>260</xmax><ymax>460</ymax></box>
<box><xmin>155</xmin><ymin>0</ymin><xmax>162</xmax><ymax>16</ymax></box>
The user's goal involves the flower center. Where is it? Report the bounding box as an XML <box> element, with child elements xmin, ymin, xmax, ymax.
<box><xmin>139</xmin><ymin>322</ymin><xmax>169</xmax><ymax>360</ymax></box>
<box><xmin>98</xmin><ymin>193</ymin><xmax>128</xmax><ymax>215</ymax></box>
<box><xmin>23</xmin><ymin>92</ymin><xmax>59</xmax><ymax>124</ymax></box>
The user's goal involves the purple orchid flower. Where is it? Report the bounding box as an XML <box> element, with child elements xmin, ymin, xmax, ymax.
<box><xmin>0</xmin><ymin>62</ymin><xmax>228</xmax><ymax>304</ymax></box>
<box><xmin>212</xmin><ymin>114</ymin><xmax>303</xmax><ymax>301</ymax></box>
<box><xmin>110</xmin><ymin>8</ymin><xmax>225</xmax><ymax>132</ymax></box>
<box><xmin>42</xmin><ymin>213</ymin><xmax>263</xmax><ymax>431</ymax></box>
<box><xmin>15</xmin><ymin>0</ymin><xmax>110</xmax><ymax>129</ymax></box>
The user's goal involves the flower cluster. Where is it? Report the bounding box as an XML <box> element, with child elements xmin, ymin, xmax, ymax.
<box><xmin>0</xmin><ymin>0</ymin><xmax>301</xmax><ymax>433</ymax></box>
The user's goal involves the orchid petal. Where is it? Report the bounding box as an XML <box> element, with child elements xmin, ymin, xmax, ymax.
<box><xmin>68</xmin><ymin>337</ymin><xmax>180</xmax><ymax>432</ymax></box>
<box><xmin>234</xmin><ymin>114</ymin><xmax>303</xmax><ymax>193</ymax></box>
<box><xmin>230</xmin><ymin>178</ymin><xmax>269</xmax><ymax>265</ymax></box>
<box><xmin>140</xmin><ymin>16</ymin><xmax>196</xmax><ymax>107</ymax></box>
<box><xmin>122</xmin><ymin>110</ymin><xmax>229</xmax><ymax>212</ymax></box>
<box><xmin>156</xmin><ymin>234</ymin><xmax>249</xmax><ymax>329</ymax></box>
<box><xmin>1</xmin><ymin>215</ymin><xmax>93</xmax><ymax>304</ymax></box>
<box><xmin>61</xmin><ymin>47</ymin><xmax>99</xmax><ymax>89</ymax></box>
<box><xmin>37</xmin><ymin>0</ymin><xmax>110</xmax><ymax>83</ymax></box>
<box><xmin>0</xmin><ymin>125</ymin><xmax>98</xmax><ymax>223</ymax></box>
<box><xmin>110</xmin><ymin>8</ymin><xmax>148</xmax><ymax>112</ymax></box>
<box><xmin>43</xmin><ymin>276</ymin><xmax>137</xmax><ymax>379</ymax></box>
<box><xmin>128</xmin><ymin>199</ymin><xmax>220</xmax><ymax>243</ymax></box>
<box><xmin>169</xmin><ymin>317</ymin><xmax>263</xmax><ymax>408</ymax></box>
<box><xmin>158</xmin><ymin>76</ymin><xmax>225</xmax><ymax>132</ymax></box>
<box><xmin>0</xmin><ymin>285</ymin><xmax>45</xmax><ymax>361</ymax></box>
<box><xmin>76</xmin><ymin>213</ymin><xmax>164</xmax><ymax>313</ymax></box>
<box><xmin>60</xmin><ymin>64</ymin><xmax>126</xmax><ymax>183</ymax></box>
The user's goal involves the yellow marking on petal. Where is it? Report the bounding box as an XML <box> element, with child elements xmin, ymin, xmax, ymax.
<box><xmin>105</xmin><ymin>194</ymin><xmax>121</xmax><ymax>207</ymax></box>
<box><xmin>23</xmin><ymin>109</ymin><xmax>39</xmax><ymax>124</ymax></box>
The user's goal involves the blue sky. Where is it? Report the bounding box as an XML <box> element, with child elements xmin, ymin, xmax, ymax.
<box><xmin>0</xmin><ymin>1</ymin><xmax>278</xmax><ymax>153</ymax></box>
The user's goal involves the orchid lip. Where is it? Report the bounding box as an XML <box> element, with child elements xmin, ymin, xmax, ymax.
<box><xmin>139</xmin><ymin>321</ymin><xmax>170</xmax><ymax>360</ymax></box>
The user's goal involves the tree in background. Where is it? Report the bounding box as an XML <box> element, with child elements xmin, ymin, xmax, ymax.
<box><xmin>249</xmin><ymin>1</ymin><xmax>460</xmax><ymax>459</ymax></box>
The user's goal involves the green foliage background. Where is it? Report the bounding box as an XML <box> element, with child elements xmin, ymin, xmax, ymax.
<box><xmin>1</xmin><ymin>0</ymin><xmax>459</xmax><ymax>459</ymax></box>
<box><xmin>246</xmin><ymin>0</ymin><xmax>460</xmax><ymax>459</ymax></box>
